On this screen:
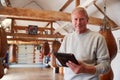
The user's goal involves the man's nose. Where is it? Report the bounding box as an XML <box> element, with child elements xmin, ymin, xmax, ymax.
<box><xmin>77</xmin><ymin>19</ymin><xmax>82</xmax><ymax>24</ymax></box>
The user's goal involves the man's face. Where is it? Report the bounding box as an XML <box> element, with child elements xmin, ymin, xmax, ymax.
<box><xmin>71</xmin><ymin>11</ymin><xmax>88</xmax><ymax>34</ymax></box>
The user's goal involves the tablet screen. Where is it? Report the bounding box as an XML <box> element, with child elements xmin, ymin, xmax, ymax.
<box><xmin>54</xmin><ymin>52</ymin><xmax>79</xmax><ymax>67</ymax></box>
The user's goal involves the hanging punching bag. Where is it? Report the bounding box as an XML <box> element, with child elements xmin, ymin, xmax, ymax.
<box><xmin>0</xmin><ymin>28</ymin><xmax>8</xmax><ymax>58</ymax></box>
<box><xmin>42</xmin><ymin>40</ymin><xmax>50</xmax><ymax>56</ymax></box>
<box><xmin>51</xmin><ymin>40</ymin><xmax>61</xmax><ymax>67</ymax></box>
<box><xmin>52</xmin><ymin>40</ymin><xmax>61</xmax><ymax>53</ymax></box>
<box><xmin>41</xmin><ymin>40</ymin><xmax>50</xmax><ymax>65</ymax></box>
<box><xmin>99</xmin><ymin>17</ymin><xmax>117</xmax><ymax>80</ymax></box>
<box><xmin>0</xmin><ymin>27</ymin><xmax>8</xmax><ymax>78</ymax></box>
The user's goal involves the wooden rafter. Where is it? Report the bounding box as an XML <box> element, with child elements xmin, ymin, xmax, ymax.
<box><xmin>0</xmin><ymin>0</ymin><xmax>119</xmax><ymax>45</ymax></box>
<box><xmin>8</xmin><ymin>40</ymin><xmax>47</xmax><ymax>45</ymax></box>
<box><xmin>60</xmin><ymin>0</ymin><xmax>73</xmax><ymax>11</ymax></box>
<box><xmin>13</xmin><ymin>26</ymin><xmax>54</xmax><ymax>31</ymax></box>
<box><xmin>7</xmin><ymin>38</ymin><xmax>54</xmax><ymax>42</ymax></box>
<box><xmin>0</xmin><ymin>7</ymin><xmax>117</xmax><ymax>28</ymax></box>
<box><xmin>93</xmin><ymin>1</ymin><xmax>118</xmax><ymax>28</ymax></box>
<box><xmin>89</xmin><ymin>16</ymin><xmax>102</xmax><ymax>26</ymax></box>
<box><xmin>75</xmin><ymin>0</ymin><xmax>80</xmax><ymax>7</ymax></box>
<box><xmin>0</xmin><ymin>7</ymin><xmax>71</xmax><ymax>21</ymax></box>
<box><xmin>5</xmin><ymin>0</ymin><xmax>11</xmax><ymax>7</ymax></box>
<box><xmin>45</xmin><ymin>0</ymin><xmax>73</xmax><ymax>27</ymax></box>
<box><xmin>6</xmin><ymin>32</ymin><xmax>64</xmax><ymax>38</ymax></box>
<box><xmin>7</xmin><ymin>32</ymin><xmax>64</xmax><ymax>44</ymax></box>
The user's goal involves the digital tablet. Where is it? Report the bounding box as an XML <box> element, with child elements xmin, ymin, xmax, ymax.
<box><xmin>54</xmin><ymin>52</ymin><xmax>79</xmax><ymax>67</ymax></box>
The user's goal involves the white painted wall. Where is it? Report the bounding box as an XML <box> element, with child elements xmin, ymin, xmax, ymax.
<box><xmin>111</xmin><ymin>30</ymin><xmax>120</xmax><ymax>80</ymax></box>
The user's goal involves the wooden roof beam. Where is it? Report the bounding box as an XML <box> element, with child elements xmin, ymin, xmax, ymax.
<box><xmin>7</xmin><ymin>38</ymin><xmax>54</xmax><ymax>42</ymax></box>
<box><xmin>8</xmin><ymin>41</ymin><xmax>45</xmax><ymax>45</ymax></box>
<box><xmin>0</xmin><ymin>7</ymin><xmax>71</xmax><ymax>21</ymax></box>
<box><xmin>0</xmin><ymin>7</ymin><xmax>118</xmax><ymax>28</ymax></box>
<box><xmin>6</xmin><ymin>32</ymin><xmax>64</xmax><ymax>38</ymax></box>
<box><xmin>93</xmin><ymin>1</ymin><xmax>118</xmax><ymax>28</ymax></box>
<box><xmin>60</xmin><ymin>0</ymin><xmax>73</xmax><ymax>11</ymax></box>
<box><xmin>13</xmin><ymin>26</ymin><xmax>54</xmax><ymax>31</ymax></box>
<box><xmin>77</xmin><ymin>0</ymin><xmax>118</xmax><ymax>28</ymax></box>
<box><xmin>75</xmin><ymin>0</ymin><xmax>80</xmax><ymax>7</ymax></box>
<box><xmin>5</xmin><ymin>0</ymin><xmax>11</xmax><ymax>7</ymax></box>
<box><xmin>7</xmin><ymin>38</ymin><xmax>59</xmax><ymax>45</ymax></box>
<box><xmin>45</xmin><ymin>0</ymin><xmax>73</xmax><ymax>27</ymax></box>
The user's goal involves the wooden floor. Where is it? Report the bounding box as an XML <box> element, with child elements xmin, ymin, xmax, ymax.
<box><xmin>1</xmin><ymin>67</ymin><xmax>64</xmax><ymax>80</ymax></box>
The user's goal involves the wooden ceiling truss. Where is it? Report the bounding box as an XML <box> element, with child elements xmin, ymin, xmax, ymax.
<box><xmin>0</xmin><ymin>0</ymin><xmax>119</xmax><ymax>45</ymax></box>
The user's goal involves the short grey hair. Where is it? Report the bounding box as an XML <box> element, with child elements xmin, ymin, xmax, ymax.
<box><xmin>71</xmin><ymin>7</ymin><xmax>89</xmax><ymax>20</ymax></box>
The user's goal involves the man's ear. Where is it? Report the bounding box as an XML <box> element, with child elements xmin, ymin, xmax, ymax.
<box><xmin>87</xmin><ymin>18</ymin><xmax>89</xmax><ymax>22</ymax></box>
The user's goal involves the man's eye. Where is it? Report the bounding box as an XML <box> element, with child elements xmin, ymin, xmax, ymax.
<box><xmin>74</xmin><ymin>19</ymin><xmax>77</xmax><ymax>20</ymax></box>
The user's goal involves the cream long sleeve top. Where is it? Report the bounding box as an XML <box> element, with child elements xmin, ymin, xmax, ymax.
<box><xmin>58</xmin><ymin>29</ymin><xmax>110</xmax><ymax>80</ymax></box>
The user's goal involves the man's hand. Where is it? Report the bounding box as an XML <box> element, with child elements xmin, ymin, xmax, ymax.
<box><xmin>66</xmin><ymin>61</ymin><xmax>96</xmax><ymax>74</ymax></box>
